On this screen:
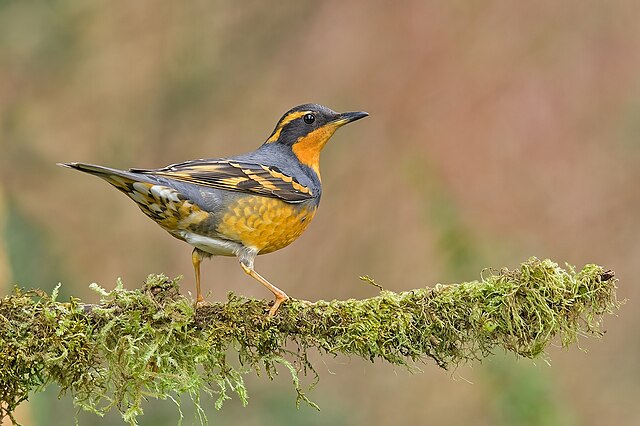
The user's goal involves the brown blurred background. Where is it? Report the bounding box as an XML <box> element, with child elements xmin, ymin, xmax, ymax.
<box><xmin>1</xmin><ymin>1</ymin><xmax>639</xmax><ymax>425</ymax></box>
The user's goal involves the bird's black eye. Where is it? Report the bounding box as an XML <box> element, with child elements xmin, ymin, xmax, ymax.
<box><xmin>303</xmin><ymin>113</ymin><xmax>315</xmax><ymax>124</ymax></box>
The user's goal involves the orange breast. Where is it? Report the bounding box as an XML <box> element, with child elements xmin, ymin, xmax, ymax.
<box><xmin>216</xmin><ymin>195</ymin><xmax>317</xmax><ymax>254</ymax></box>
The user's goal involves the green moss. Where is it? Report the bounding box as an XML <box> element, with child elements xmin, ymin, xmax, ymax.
<box><xmin>0</xmin><ymin>258</ymin><xmax>621</xmax><ymax>425</ymax></box>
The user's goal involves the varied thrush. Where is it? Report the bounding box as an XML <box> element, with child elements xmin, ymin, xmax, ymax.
<box><xmin>59</xmin><ymin>104</ymin><xmax>368</xmax><ymax>315</ymax></box>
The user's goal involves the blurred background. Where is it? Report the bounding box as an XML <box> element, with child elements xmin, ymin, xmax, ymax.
<box><xmin>1</xmin><ymin>0</ymin><xmax>639</xmax><ymax>425</ymax></box>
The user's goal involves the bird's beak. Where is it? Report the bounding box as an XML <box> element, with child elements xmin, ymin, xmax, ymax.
<box><xmin>332</xmin><ymin>111</ymin><xmax>369</xmax><ymax>127</ymax></box>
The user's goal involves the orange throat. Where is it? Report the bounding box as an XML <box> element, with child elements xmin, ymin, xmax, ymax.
<box><xmin>291</xmin><ymin>125</ymin><xmax>338</xmax><ymax>179</ymax></box>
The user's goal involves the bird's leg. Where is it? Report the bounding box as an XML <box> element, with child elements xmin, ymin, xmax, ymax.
<box><xmin>192</xmin><ymin>248</ymin><xmax>205</xmax><ymax>305</ymax></box>
<box><xmin>241</xmin><ymin>264</ymin><xmax>289</xmax><ymax>316</ymax></box>
<box><xmin>239</xmin><ymin>253</ymin><xmax>289</xmax><ymax>316</ymax></box>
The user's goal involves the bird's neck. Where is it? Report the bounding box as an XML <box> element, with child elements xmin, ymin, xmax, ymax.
<box><xmin>291</xmin><ymin>126</ymin><xmax>337</xmax><ymax>181</ymax></box>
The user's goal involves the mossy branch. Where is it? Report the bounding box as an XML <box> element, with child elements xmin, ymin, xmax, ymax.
<box><xmin>0</xmin><ymin>258</ymin><xmax>621</xmax><ymax>425</ymax></box>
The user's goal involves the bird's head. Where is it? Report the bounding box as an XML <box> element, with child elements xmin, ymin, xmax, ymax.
<box><xmin>264</xmin><ymin>103</ymin><xmax>368</xmax><ymax>177</ymax></box>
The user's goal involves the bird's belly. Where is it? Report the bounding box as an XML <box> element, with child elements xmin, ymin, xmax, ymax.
<box><xmin>180</xmin><ymin>232</ymin><xmax>242</xmax><ymax>256</ymax></box>
<box><xmin>215</xmin><ymin>196</ymin><xmax>317</xmax><ymax>254</ymax></box>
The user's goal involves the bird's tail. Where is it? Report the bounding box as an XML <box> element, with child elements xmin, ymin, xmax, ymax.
<box><xmin>57</xmin><ymin>162</ymin><xmax>154</xmax><ymax>193</ymax></box>
<box><xmin>58</xmin><ymin>162</ymin><xmax>129</xmax><ymax>177</ymax></box>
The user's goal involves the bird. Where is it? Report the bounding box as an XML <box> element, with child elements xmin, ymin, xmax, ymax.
<box><xmin>59</xmin><ymin>104</ymin><xmax>368</xmax><ymax>315</ymax></box>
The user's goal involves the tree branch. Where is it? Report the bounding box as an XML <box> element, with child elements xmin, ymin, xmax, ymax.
<box><xmin>0</xmin><ymin>258</ymin><xmax>621</xmax><ymax>425</ymax></box>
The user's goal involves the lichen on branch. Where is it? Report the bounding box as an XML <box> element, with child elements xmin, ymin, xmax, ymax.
<box><xmin>0</xmin><ymin>258</ymin><xmax>621</xmax><ymax>425</ymax></box>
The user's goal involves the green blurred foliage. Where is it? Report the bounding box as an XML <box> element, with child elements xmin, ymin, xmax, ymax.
<box><xmin>485</xmin><ymin>356</ymin><xmax>576</xmax><ymax>426</ymax></box>
<box><xmin>406</xmin><ymin>158</ymin><xmax>485</xmax><ymax>280</ymax></box>
<box><xmin>4</xmin><ymin>196</ymin><xmax>67</xmax><ymax>295</ymax></box>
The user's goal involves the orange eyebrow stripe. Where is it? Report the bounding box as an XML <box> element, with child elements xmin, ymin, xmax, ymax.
<box><xmin>265</xmin><ymin>111</ymin><xmax>309</xmax><ymax>143</ymax></box>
